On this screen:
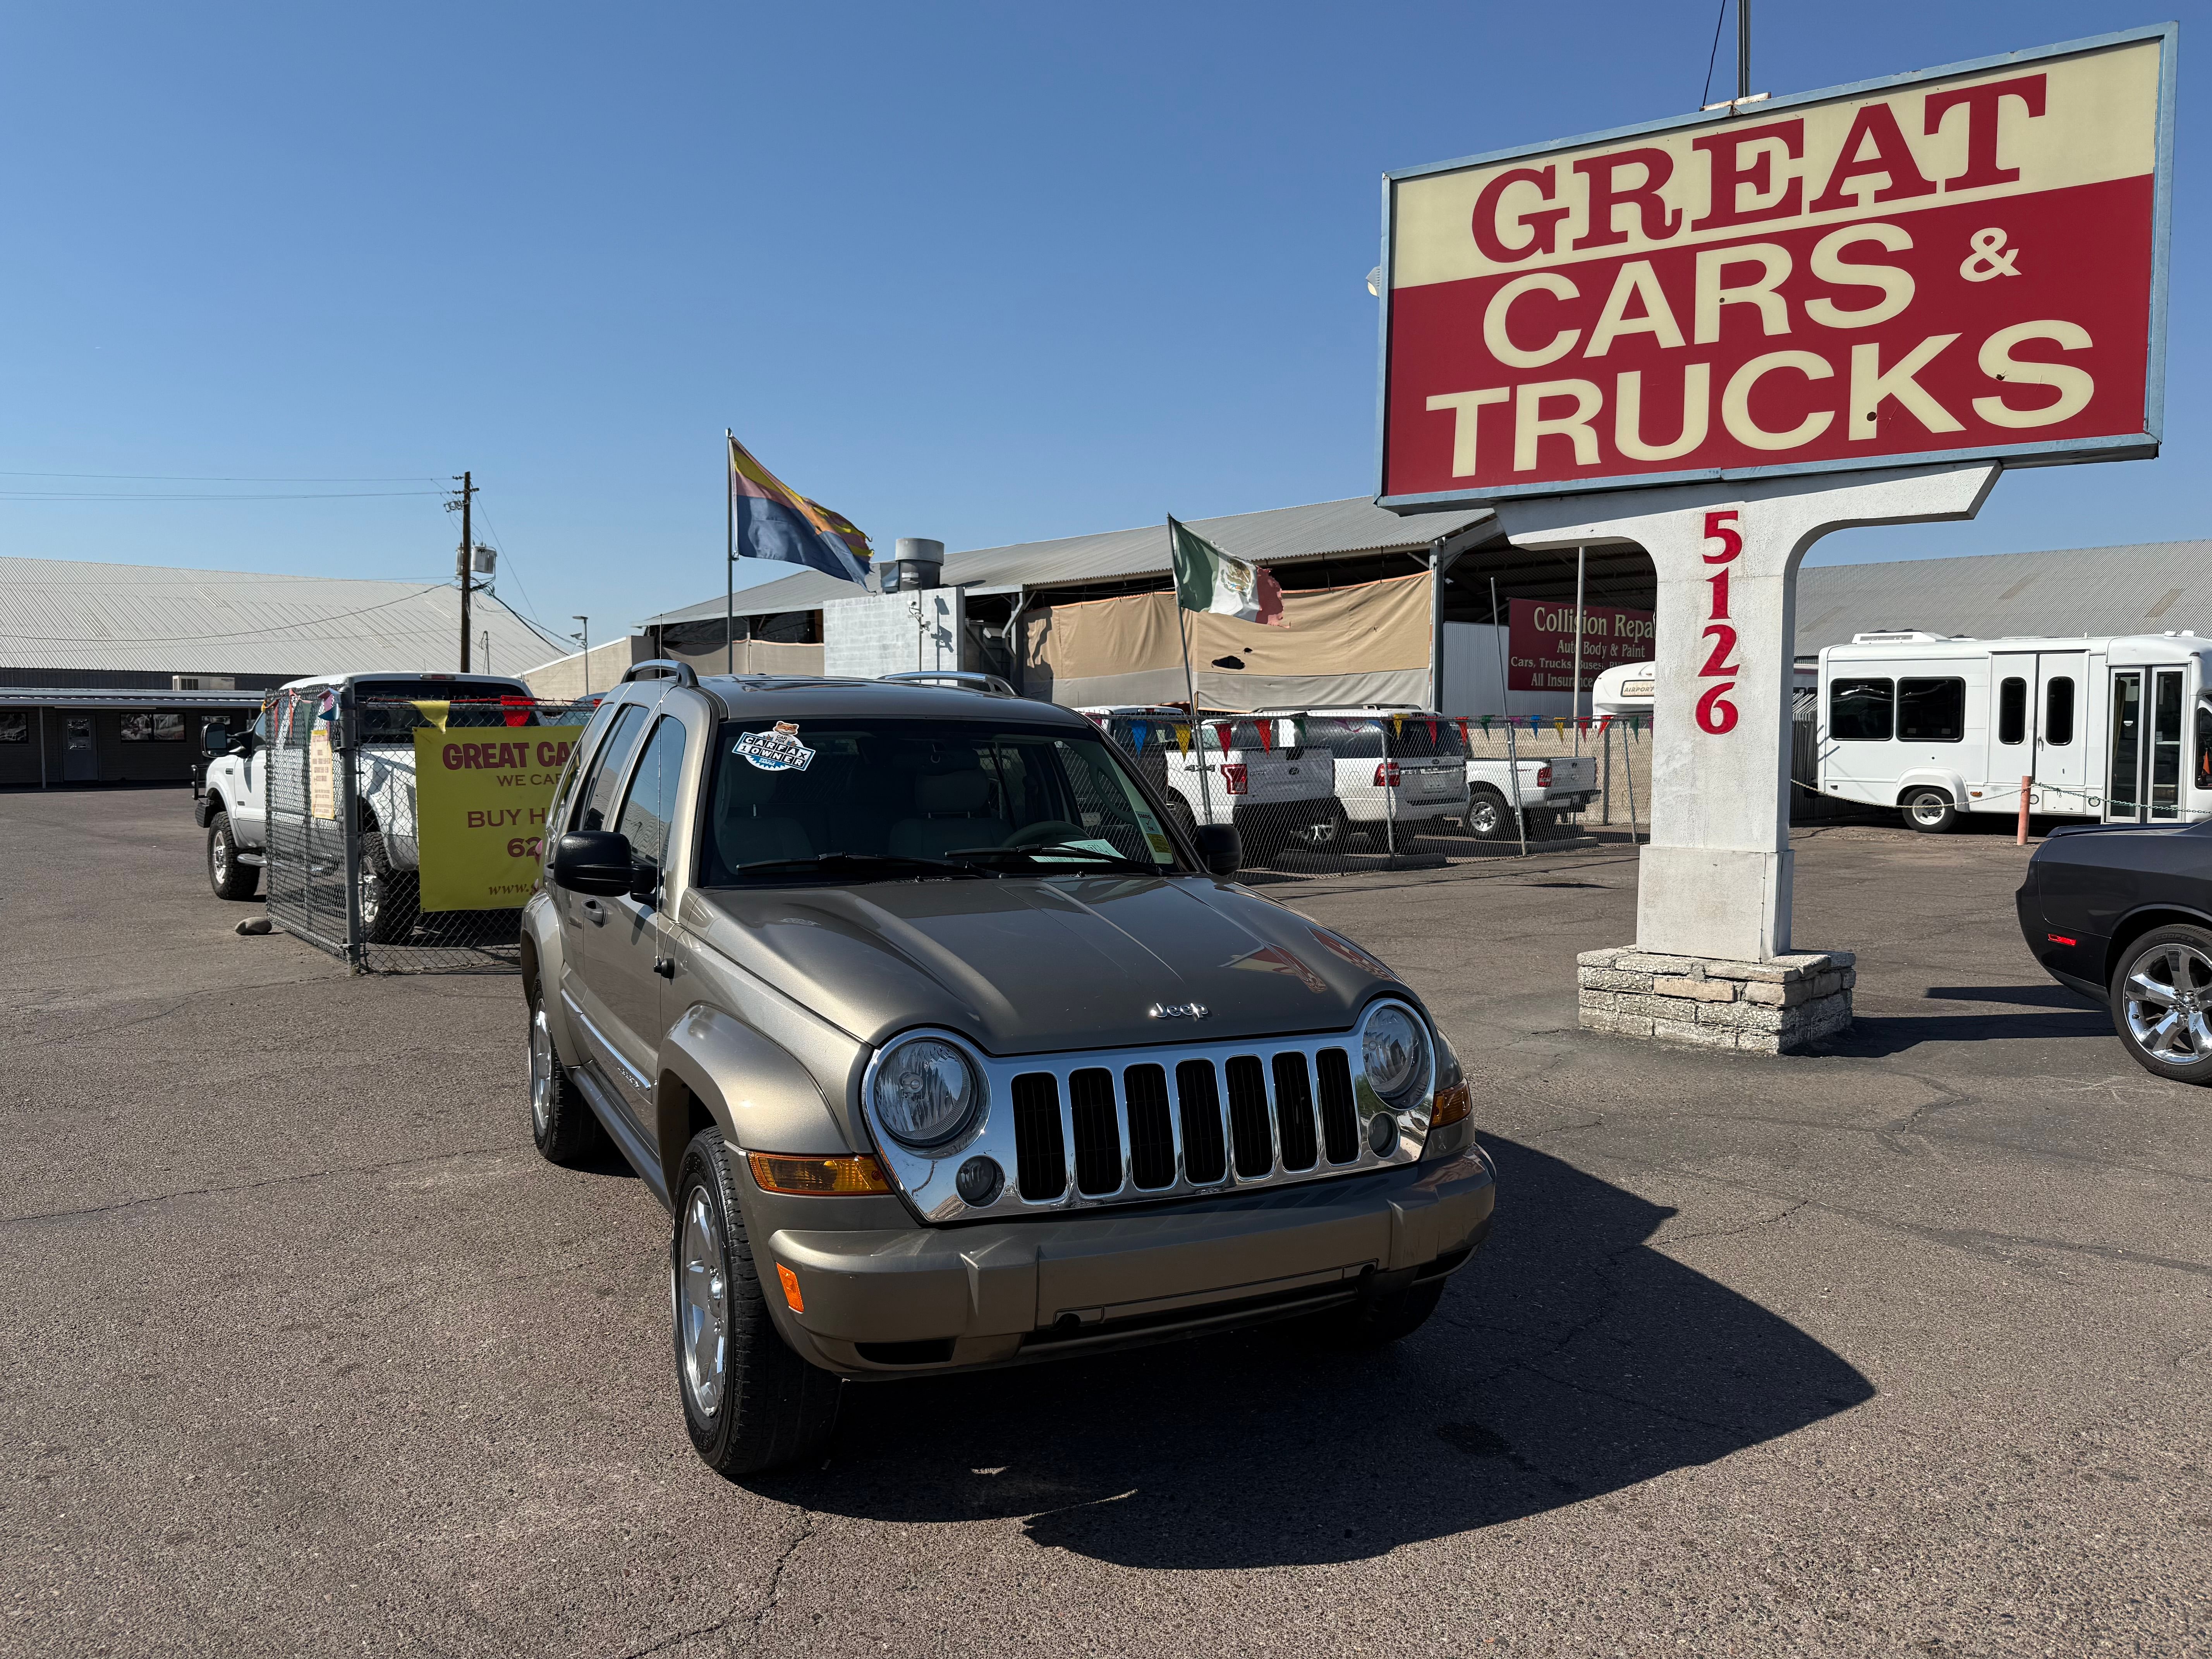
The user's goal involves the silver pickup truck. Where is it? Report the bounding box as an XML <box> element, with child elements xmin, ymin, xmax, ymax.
<box><xmin>523</xmin><ymin>663</ymin><xmax>1496</xmax><ymax>1477</ymax></box>
<box><xmin>197</xmin><ymin>671</ymin><xmax>539</xmax><ymax>938</ymax></box>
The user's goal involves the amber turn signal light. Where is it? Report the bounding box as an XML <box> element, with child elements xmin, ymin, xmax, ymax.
<box><xmin>747</xmin><ymin>1152</ymin><xmax>895</xmax><ymax>1196</ymax></box>
<box><xmin>1429</xmin><ymin>1081</ymin><xmax>1473</xmax><ymax>1130</ymax></box>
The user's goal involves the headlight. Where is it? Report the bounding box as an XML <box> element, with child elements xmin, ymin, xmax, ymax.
<box><xmin>868</xmin><ymin>1036</ymin><xmax>985</xmax><ymax>1151</ymax></box>
<box><xmin>1360</xmin><ymin>1003</ymin><xmax>1433</xmax><ymax>1111</ymax></box>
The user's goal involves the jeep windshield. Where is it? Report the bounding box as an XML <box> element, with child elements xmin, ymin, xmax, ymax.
<box><xmin>701</xmin><ymin>719</ymin><xmax>1187</xmax><ymax>884</ymax></box>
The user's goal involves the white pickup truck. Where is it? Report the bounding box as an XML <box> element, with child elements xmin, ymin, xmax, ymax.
<box><xmin>1080</xmin><ymin>705</ymin><xmax>1343</xmax><ymax>859</ymax></box>
<box><xmin>1463</xmin><ymin>752</ymin><xmax>1599</xmax><ymax>840</ymax></box>
<box><xmin>197</xmin><ymin>671</ymin><xmax>539</xmax><ymax>939</ymax></box>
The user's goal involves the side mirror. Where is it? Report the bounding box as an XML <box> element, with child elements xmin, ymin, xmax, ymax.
<box><xmin>1194</xmin><ymin>823</ymin><xmax>1242</xmax><ymax>877</ymax></box>
<box><xmin>201</xmin><ymin>724</ymin><xmax>232</xmax><ymax>757</ymax></box>
<box><xmin>550</xmin><ymin>830</ymin><xmax>637</xmax><ymax>896</ymax></box>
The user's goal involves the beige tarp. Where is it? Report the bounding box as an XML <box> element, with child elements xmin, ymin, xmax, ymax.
<box><xmin>1020</xmin><ymin>572</ymin><xmax>1431</xmax><ymax>710</ymax></box>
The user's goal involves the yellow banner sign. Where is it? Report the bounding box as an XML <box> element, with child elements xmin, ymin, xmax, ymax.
<box><xmin>412</xmin><ymin>726</ymin><xmax>584</xmax><ymax>911</ymax></box>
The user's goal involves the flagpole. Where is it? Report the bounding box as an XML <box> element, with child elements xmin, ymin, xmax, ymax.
<box><xmin>724</xmin><ymin>429</ymin><xmax>735</xmax><ymax>675</ymax></box>
<box><xmin>1168</xmin><ymin>517</ymin><xmax>1216</xmax><ymax>826</ymax></box>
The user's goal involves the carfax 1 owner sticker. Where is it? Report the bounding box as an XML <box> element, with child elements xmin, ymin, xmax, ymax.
<box><xmin>412</xmin><ymin>721</ymin><xmax>586</xmax><ymax>911</ymax></box>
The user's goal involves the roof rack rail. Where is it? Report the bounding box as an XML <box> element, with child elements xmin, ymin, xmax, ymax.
<box><xmin>881</xmin><ymin>670</ymin><xmax>1018</xmax><ymax>697</ymax></box>
<box><xmin>620</xmin><ymin>659</ymin><xmax>700</xmax><ymax>687</ymax></box>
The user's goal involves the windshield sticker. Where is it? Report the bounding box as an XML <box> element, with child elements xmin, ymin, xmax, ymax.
<box><xmin>734</xmin><ymin>722</ymin><xmax>816</xmax><ymax>773</ymax></box>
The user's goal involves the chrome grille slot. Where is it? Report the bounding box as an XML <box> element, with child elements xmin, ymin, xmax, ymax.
<box><xmin>1271</xmin><ymin>1051</ymin><xmax>1318</xmax><ymax>1171</ymax></box>
<box><xmin>1069</xmin><ymin>1067</ymin><xmax>1121</xmax><ymax>1195</ymax></box>
<box><xmin>1175</xmin><ymin>1059</ymin><xmax>1227</xmax><ymax>1185</ymax></box>
<box><xmin>1123</xmin><ymin>1064</ymin><xmax>1176</xmax><ymax>1188</ymax></box>
<box><xmin>1012</xmin><ymin>1073</ymin><xmax>1066</xmax><ymax>1200</ymax></box>
<box><xmin>1224</xmin><ymin>1056</ymin><xmax>1273</xmax><ymax>1178</ymax></box>
<box><xmin>1317</xmin><ymin>1047</ymin><xmax>1359</xmax><ymax>1163</ymax></box>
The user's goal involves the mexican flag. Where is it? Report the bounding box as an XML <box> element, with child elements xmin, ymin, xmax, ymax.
<box><xmin>1170</xmin><ymin>517</ymin><xmax>1286</xmax><ymax>626</ymax></box>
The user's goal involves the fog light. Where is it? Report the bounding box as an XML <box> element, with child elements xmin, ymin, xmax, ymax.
<box><xmin>957</xmin><ymin>1156</ymin><xmax>1004</xmax><ymax>1206</ymax></box>
<box><xmin>1369</xmin><ymin>1114</ymin><xmax>1398</xmax><ymax>1156</ymax></box>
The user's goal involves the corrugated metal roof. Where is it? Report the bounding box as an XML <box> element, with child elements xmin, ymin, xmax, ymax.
<box><xmin>0</xmin><ymin>556</ymin><xmax>563</xmax><ymax>678</ymax></box>
<box><xmin>644</xmin><ymin>496</ymin><xmax>1492</xmax><ymax>627</ymax></box>
<box><xmin>1796</xmin><ymin>541</ymin><xmax>2212</xmax><ymax>654</ymax></box>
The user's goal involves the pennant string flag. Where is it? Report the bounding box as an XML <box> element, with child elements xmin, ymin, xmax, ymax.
<box><xmin>729</xmin><ymin>433</ymin><xmax>872</xmax><ymax>584</ymax></box>
<box><xmin>1175</xmin><ymin>725</ymin><xmax>1192</xmax><ymax>754</ymax></box>
<box><xmin>1130</xmin><ymin>721</ymin><xmax>1149</xmax><ymax>753</ymax></box>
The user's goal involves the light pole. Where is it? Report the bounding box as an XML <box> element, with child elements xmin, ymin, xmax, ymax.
<box><xmin>573</xmin><ymin>616</ymin><xmax>591</xmax><ymax>696</ymax></box>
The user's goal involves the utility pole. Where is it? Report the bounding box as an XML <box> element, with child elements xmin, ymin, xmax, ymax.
<box><xmin>1738</xmin><ymin>0</ymin><xmax>1751</xmax><ymax>103</ymax></box>
<box><xmin>574</xmin><ymin>616</ymin><xmax>591</xmax><ymax>695</ymax></box>
<box><xmin>450</xmin><ymin>470</ymin><xmax>477</xmax><ymax>672</ymax></box>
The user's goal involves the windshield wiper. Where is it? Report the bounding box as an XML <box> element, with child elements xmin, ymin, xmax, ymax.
<box><xmin>948</xmin><ymin>843</ymin><xmax>1168</xmax><ymax>876</ymax></box>
<box><xmin>730</xmin><ymin>852</ymin><xmax>998</xmax><ymax>882</ymax></box>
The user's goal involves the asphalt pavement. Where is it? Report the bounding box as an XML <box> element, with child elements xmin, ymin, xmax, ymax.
<box><xmin>2</xmin><ymin>787</ymin><xmax>2206</xmax><ymax>1657</ymax></box>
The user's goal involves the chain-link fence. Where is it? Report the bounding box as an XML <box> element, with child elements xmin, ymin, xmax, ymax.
<box><xmin>264</xmin><ymin>688</ymin><xmax>592</xmax><ymax>973</ymax></box>
<box><xmin>1085</xmin><ymin>708</ymin><xmax>1654</xmax><ymax>881</ymax></box>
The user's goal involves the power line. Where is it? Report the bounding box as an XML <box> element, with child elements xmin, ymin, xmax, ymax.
<box><xmin>0</xmin><ymin>470</ymin><xmax>445</xmax><ymax>482</ymax></box>
<box><xmin>0</xmin><ymin>489</ymin><xmax>448</xmax><ymax>501</ymax></box>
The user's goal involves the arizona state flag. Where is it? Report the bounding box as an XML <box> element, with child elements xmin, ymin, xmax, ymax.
<box><xmin>729</xmin><ymin>434</ymin><xmax>871</xmax><ymax>584</ymax></box>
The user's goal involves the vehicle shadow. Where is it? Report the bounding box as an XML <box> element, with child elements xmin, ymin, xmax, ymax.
<box><xmin>754</xmin><ymin>1137</ymin><xmax>1873</xmax><ymax>1568</ymax></box>
<box><xmin>1818</xmin><ymin>1006</ymin><xmax>2112</xmax><ymax>1055</ymax></box>
<box><xmin>1925</xmin><ymin>983</ymin><xmax>2100</xmax><ymax>1008</ymax></box>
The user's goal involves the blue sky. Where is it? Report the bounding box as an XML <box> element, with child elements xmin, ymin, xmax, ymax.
<box><xmin>1</xmin><ymin>2</ymin><xmax>2202</xmax><ymax>651</ymax></box>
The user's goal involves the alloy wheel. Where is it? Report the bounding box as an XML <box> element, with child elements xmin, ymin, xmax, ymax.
<box><xmin>2122</xmin><ymin>943</ymin><xmax>2212</xmax><ymax>1064</ymax></box>
<box><xmin>529</xmin><ymin>1006</ymin><xmax>554</xmax><ymax>1137</ymax></box>
<box><xmin>676</xmin><ymin>1188</ymin><xmax>730</xmax><ymax>1417</ymax></box>
<box><xmin>211</xmin><ymin>831</ymin><xmax>230</xmax><ymax>883</ymax></box>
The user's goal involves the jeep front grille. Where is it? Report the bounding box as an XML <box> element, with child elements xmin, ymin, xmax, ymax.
<box><xmin>861</xmin><ymin>1016</ymin><xmax>1435</xmax><ymax>1224</ymax></box>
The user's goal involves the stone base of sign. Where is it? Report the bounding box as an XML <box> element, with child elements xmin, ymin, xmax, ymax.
<box><xmin>1575</xmin><ymin>946</ymin><xmax>1855</xmax><ymax>1055</ymax></box>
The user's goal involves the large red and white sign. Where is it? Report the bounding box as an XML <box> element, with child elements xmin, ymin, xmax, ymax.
<box><xmin>1507</xmin><ymin>598</ymin><xmax>1654</xmax><ymax>692</ymax></box>
<box><xmin>1379</xmin><ymin>27</ymin><xmax>2174</xmax><ymax>508</ymax></box>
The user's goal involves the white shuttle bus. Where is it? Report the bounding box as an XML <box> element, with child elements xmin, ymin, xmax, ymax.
<box><xmin>1815</xmin><ymin>631</ymin><xmax>2212</xmax><ymax>832</ymax></box>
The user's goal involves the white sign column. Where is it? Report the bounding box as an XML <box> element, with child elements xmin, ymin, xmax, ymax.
<box><xmin>1496</xmin><ymin>463</ymin><xmax>1998</xmax><ymax>1048</ymax></box>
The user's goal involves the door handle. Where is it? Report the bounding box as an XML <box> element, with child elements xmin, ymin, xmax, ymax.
<box><xmin>581</xmin><ymin>898</ymin><xmax>607</xmax><ymax>926</ymax></box>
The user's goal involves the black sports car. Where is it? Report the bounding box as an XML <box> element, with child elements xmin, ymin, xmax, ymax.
<box><xmin>2017</xmin><ymin>819</ymin><xmax>2212</xmax><ymax>1083</ymax></box>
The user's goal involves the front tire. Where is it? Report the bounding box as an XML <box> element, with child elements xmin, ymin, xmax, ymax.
<box><xmin>528</xmin><ymin>995</ymin><xmax>606</xmax><ymax>1163</ymax></box>
<box><xmin>207</xmin><ymin>812</ymin><xmax>258</xmax><ymax>900</ymax></box>
<box><xmin>2110</xmin><ymin>925</ymin><xmax>2212</xmax><ymax>1085</ymax></box>
<box><xmin>1900</xmin><ymin>788</ymin><xmax>1957</xmax><ymax>834</ymax></box>
<box><xmin>359</xmin><ymin>831</ymin><xmax>419</xmax><ymax>945</ymax></box>
<box><xmin>671</xmin><ymin>1128</ymin><xmax>842</xmax><ymax>1478</ymax></box>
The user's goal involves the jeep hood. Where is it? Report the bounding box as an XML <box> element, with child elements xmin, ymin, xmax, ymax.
<box><xmin>682</xmin><ymin>876</ymin><xmax>1403</xmax><ymax>1054</ymax></box>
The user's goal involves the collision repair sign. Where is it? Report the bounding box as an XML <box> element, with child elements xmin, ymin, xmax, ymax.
<box><xmin>412</xmin><ymin>726</ymin><xmax>584</xmax><ymax>912</ymax></box>
<box><xmin>1379</xmin><ymin>26</ymin><xmax>2174</xmax><ymax>508</ymax></box>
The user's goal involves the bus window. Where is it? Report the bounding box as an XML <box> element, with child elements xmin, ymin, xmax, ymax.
<box><xmin>2197</xmin><ymin>700</ymin><xmax>2212</xmax><ymax>793</ymax></box>
<box><xmin>1898</xmin><ymin>678</ymin><xmax>1965</xmax><ymax>743</ymax></box>
<box><xmin>1997</xmin><ymin>677</ymin><xmax>2027</xmax><ymax>745</ymax></box>
<box><xmin>2045</xmin><ymin>677</ymin><xmax>2075</xmax><ymax>745</ymax></box>
<box><xmin>1829</xmin><ymin>678</ymin><xmax>1893</xmax><ymax>742</ymax></box>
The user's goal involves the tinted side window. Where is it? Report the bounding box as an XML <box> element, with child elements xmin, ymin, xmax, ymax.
<box><xmin>571</xmin><ymin>703</ymin><xmax>649</xmax><ymax>832</ymax></box>
<box><xmin>1829</xmin><ymin>678</ymin><xmax>1893</xmax><ymax>742</ymax></box>
<box><xmin>2045</xmin><ymin>677</ymin><xmax>2075</xmax><ymax>746</ymax></box>
<box><xmin>1997</xmin><ymin>677</ymin><xmax>2027</xmax><ymax>745</ymax></box>
<box><xmin>2197</xmin><ymin>702</ymin><xmax>2212</xmax><ymax>792</ymax></box>
<box><xmin>615</xmin><ymin>717</ymin><xmax>689</xmax><ymax>869</ymax></box>
<box><xmin>1898</xmin><ymin>678</ymin><xmax>1965</xmax><ymax>743</ymax></box>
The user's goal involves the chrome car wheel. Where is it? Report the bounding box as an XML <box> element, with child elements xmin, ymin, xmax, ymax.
<box><xmin>529</xmin><ymin>1005</ymin><xmax>555</xmax><ymax>1137</ymax></box>
<box><xmin>211</xmin><ymin>830</ymin><xmax>230</xmax><ymax>883</ymax></box>
<box><xmin>676</xmin><ymin>1188</ymin><xmax>730</xmax><ymax>1418</ymax></box>
<box><xmin>2121</xmin><ymin>943</ymin><xmax>2212</xmax><ymax>1063</ymax></box>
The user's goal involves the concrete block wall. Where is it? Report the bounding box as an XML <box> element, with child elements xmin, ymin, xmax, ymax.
<box><xmin>1577</xmin><ymin>946</ymin><xmax>1855</xmax><ymax>1054</ymax></box>
<box><xmin>824</xmin><ymin>589</ymin><xmax>963</xmax><ymax>680</ymax></box>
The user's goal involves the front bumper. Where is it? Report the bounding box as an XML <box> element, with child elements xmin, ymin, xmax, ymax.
<box><xmin>759</xmin><ymin>1146</ymin><xmax>1495</xmax><ymax>1377</ymax></box>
